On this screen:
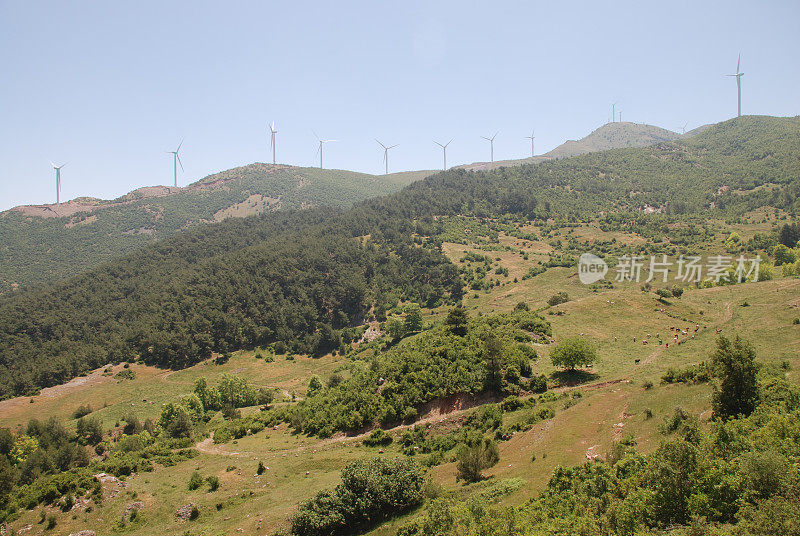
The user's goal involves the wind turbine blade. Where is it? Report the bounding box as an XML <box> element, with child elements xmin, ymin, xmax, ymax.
<box><xmin>434</xmin><ymin>141</ymin><xmax>443</xmax><ymax>148</ymax></box>
<box><xmin>446</xmin><ymin>139</ymin><xmax>453</xmax><ymax>147</ymax></box>
<box><xmin>176</xmin><ymin>153</ymin><xmax>184</xmax><ymax>172</ymax></box>
<box><xmin>388</xmin><ymin>144</ymin><xmax>398</xmax><ymax>149</ymax></box>
<box><xmin>176</xmin><ymin>139</ymin><xmax>184</xmax><ymax>153</ymax></box>
<box><xmin>312</xmin><ymin>130</ymin><xmax>320</xmax><ymax>141</ymax></box>
<box><xmin>492</xmin><ymin>131</ymin><xmax>499</xmax><ymax>140</ymax></box>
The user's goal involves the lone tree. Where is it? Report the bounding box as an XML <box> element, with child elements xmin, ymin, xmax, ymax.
<box><xmin>483</xmin><ymin>332</ymin><xmax>504</xmax><ymax>391</ymax></box>
<box><xmin>550</xmin><ymin>338</ymin><xmax>598</xmax><ymax>371</ymax></box>
<box><xmin>456</xmin><ymin>438</ymin><xmax>500</xmax><ymax>482</ymax></box>
<box><xmin>711</xmin><ymin>335</ymin><xmax>759</xmax><ymax>419</ymax></box>
<box><xmin>444</xmin><ymin>307</ymin><xmax>468</xmax><ymax>336</ymax></box>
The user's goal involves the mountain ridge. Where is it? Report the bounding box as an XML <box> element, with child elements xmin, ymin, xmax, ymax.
<box><xmin>460</xmin><ymin>121</ymin><xmax>687</xmax><ymax>171</ymax></box>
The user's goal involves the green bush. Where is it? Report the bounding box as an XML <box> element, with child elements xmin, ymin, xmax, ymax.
<box><xmin>455</xmin><ymin>438</ymin><xmax>500</xmax><ymax>482</ymax></box>
<box><xmin>290</xmin><ymin>457</ymin><xmax>424</xmax><ymax>536</ymax></box>
<box><xmin>363</xmin><ymin>429</ymin><xmax>393</xmax><ymax>447</ymax></box>
<box><xmin>188</xmin><ymin>471</ymin><xmax>203</xmax><ymax>491</ymax></box>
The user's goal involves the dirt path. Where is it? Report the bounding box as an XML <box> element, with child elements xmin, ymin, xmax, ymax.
<box><xmin>195</xmin><ymin>437</ymin><xmax>240</xmax><ymax>456</ymax></box>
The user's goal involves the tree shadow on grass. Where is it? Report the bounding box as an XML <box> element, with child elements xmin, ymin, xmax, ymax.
<box><xmin>550</xmin><ymin>369</ymin><xmax>598</xmax><ymax>388</ymax></box>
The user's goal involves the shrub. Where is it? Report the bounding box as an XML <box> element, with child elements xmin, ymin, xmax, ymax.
<box><xmin>547</xmin><ymin>292</ymin><xmax>569</xmax><ymax>307</ymax></box>
<box><xmin>363</xmin><ymin>429</ymin><xmax>393</xmax><ymax>447</ymax></box>
<box><xmin>206</xmin><ymin>475</ymin><xmax>220</xmax><ymax>492</ymax></box>
<box><xmin>455</xmin><ymin>438</ymin><xmax>500</xmax><ymax>482</ymax></box>
<box><xmin>72</xmin><ymin>405</ymin><xmax>92</xmax><ymax>419</ymax></box>
<box><xmin>290</xmin><ymin>458</ymin><xmax>424</xmax><ymax>536</ymax></box>
<box><xmin>188</xmin><ymin>470</ymin><xmax>203</xmax><ymax>491</ymax></box>
<box><xmin>529</xmin><ymin>374</ymin><xmax>548</xmax><ymax>393</ymax></box>
<box><xmin>500</xmin><ymin>395</ymin><xmax>523</xmax><ymax>412</ymax></box>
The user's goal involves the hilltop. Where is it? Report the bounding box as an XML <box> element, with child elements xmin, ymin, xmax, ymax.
<box><xmin>461</xmin><ymin>121</ymin><xmax>683</xmax><ymax>171</ymax></box>
<box><xmin>0</xmin><ymin>164</ymin><xmax>434</xmax><ymax>293</ymax></box>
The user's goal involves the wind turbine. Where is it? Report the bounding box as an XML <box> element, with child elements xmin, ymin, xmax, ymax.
<box><xmin>376</xmin><ymin>139</ymin><xmax>398</xmax><ymax>175</ymax></box>
<box><xmin>727</xmin><ymin>53</ymin><xmax>744</xmax><ymax>117</ymax></box>
<box><xmin>611</xmin><ymin>102</ymin><xmax>618</xmax><ymax>123</ymax></box>
<box><xmin>51</xmin><ymin>162</ymin><xmax>66</xmax><ymax>204</ymax></box>
<box><xmin>269</xmin><ymin>122</ymin><xmax>278</xmax><ymax>164</ymax></box>
<box><xmin>481</xmin><ymin>131</ymin><xmax>499</xmax><ymax>162</ymax></box>
<box><xmin>618</xmin><ymin>111</ymin><xmax>622</xmax><ymax>122</ymax></box>
<box><xmin>167</xmin><ymin>140</ymin><xmax>184</xmax><ymax>187</ymax></box>
<box><xmin>524</xmin><ymin>130</ymin><xmax>535</xmax><ymax>157</ymax></box>
<box><xmin>314</xmin><ymin>132</ymin><xmax>336</xmax><ymax>169</ymax></box>
<box><xmin>434</xmin><ymin>139</ymin><xmax>452</xmax><ymax>170</ymax></box>
<box><xmin>681</xmin><ymin>122</ymin><xmax>688</xmax><ymax>135</ymax></box>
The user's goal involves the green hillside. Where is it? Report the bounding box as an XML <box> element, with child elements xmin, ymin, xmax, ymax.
<box><xmin>0</xmin><ymin>115</ymin><xmax>798</xmax><ymax>399</ymax></box>
<box><xmin>0</xmin><ymin>164</ymin><xmax>433</xmax><ymax>294</ymax></box>
<box><xmin>461</xmin><ymin>121</ymin><xmax>683</xmax><ymax>171</ymax></box>
<box><xmin>0</xmin><ymin>116</ymin><xmax>799</xmax><ymax>536</ymax></box>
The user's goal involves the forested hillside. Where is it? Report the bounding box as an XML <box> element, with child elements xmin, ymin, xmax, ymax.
<box><xmin>0</xmin><ymin>115</ymin><xmax>798</xmax><ymax>399</ymax></box>
<box><xmin>0</xmin><ymin>165</ymin><xmax>433</xmax><ymax>294</ymax></box>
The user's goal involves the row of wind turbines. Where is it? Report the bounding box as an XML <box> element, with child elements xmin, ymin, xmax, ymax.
<box><xmin>48</xmin><ymin>55</ymin><xmax>746</xmax><ymax>205</ymax></box>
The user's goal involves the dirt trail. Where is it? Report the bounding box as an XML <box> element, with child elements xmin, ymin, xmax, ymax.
<box><xmin>195</xmin><ymin>437</ymin><xmax>240</xmax><ymax>456</ymax></box>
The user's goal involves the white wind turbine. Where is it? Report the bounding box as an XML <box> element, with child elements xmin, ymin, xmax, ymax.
<box><xmin>51</xmin><ymin>162</ymin><xmax>66</xmax><ymax>204</ymax></box>
<box><xmin>269</xmin><ymin>122</ymin><xmax>278</xmax><ymax>164</ymax></box>
<box><xmin>314</xmin><ymin>132</ymin><xmax>336</xmax><ymax>169</ymax></box>
<box><xmin>167</xmin><ymin>140</ymin><xmax>184</xmax><ymax>187</ymax></box>
<box><xmin>727</xmin><ymin>53</ymin><xmax>744</xmax><ymax>117</ymax></box>
<box><xmin>376</xmin><ymin>139</ymin><xmax>398</xmax><ymax>175</ymax></box>
<box><xmin>524</xmin><ymin>130</ymin><xmax>535</xmax><ymax>157</ymax></box>
<box><xmin>434</xmin><ymin>139</ymin><xmax>452</xmax><ymax>171</ymax></box>
<box><xmin>481</xmin><ymin>131</ymin><xmax>499</xmax><ymax>162</ymax></box>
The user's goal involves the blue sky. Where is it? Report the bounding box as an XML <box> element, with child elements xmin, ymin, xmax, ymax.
<box><xmin>1</xmin><ymin>0</ymin><xmax>798</xmax><ymax>210</ymax></box>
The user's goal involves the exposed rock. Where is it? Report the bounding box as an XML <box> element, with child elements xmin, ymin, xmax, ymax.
<box><xmin>176</xmin><ymin>503</ymin><xmax>197</xmax><ymax>520</ymax></box>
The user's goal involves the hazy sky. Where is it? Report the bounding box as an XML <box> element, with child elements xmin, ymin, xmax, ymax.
<box><xmin>1</xmin><ymin>0</ymin><xmax>798</xmax><ymax>210</ymax></box>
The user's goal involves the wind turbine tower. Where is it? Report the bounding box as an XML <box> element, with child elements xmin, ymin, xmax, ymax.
<box><xmin>168</xmin><ymin>140</ymin><xmax>184</xmax><ymax>187</ymax></box>
<box><xmin>51</xmin><ymin>162</ymin><xmax>66</xmax><ymax>204</ymax></box>
<box><xmin>611</xmin><ymin>102</ymin><xmax>618</xmax><ymax>123</ymax></box>
<box><xmin>482</xmin><ymin>131</ymin><xmax>499</xmax><ymax>163</ymax></box>
<box><xmin>269</xmin><ymin>122</ymin><xmax>278</xmax><ymax>164</ymax></box>
<box><xmin>524</xmin><ymin>130</ymin><xmax>535</xmax><ymax>157</ymax></box>
<box><xmin>434</xmin><ymin>139</ymin><xmax>452</xmax><ymax>170</ymax></box>
<box><xmin>314</xmin><ymin>132</ymin><xmax>336</xmax><ymax>169</ymax></box>
<box><xmin>376</xmin><ymin>139</ymin><xmax>398</xmax><ymax>175</ymax></box>
<box><xmin>727</xmin><ymin>54</ymin><xmax>744</xmax><ymax>117</ymax></box>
